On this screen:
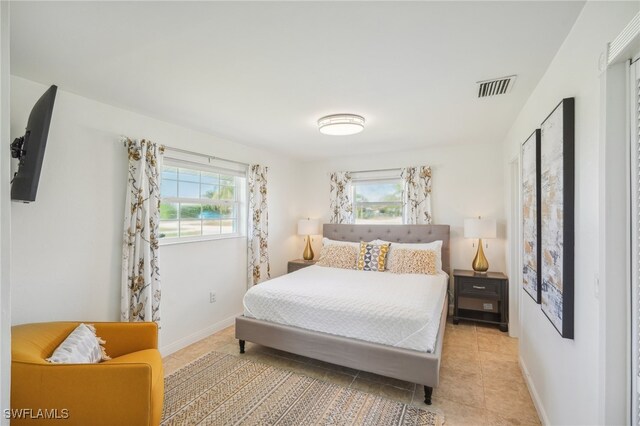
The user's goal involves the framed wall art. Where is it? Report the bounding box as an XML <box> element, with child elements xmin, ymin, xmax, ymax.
<box><xmin>540</xmin><ymin>97</ymin><xmax>575</xmax><ymax>339</ymax></box>
<box><xmin>522</xmin><ymin>129</ymin><xmax>541</xmax><ymax>304</ymax></box>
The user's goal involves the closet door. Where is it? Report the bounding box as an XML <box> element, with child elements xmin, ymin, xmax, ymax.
<box><xmin>631</xmin><ymin>56</ymin><xmax>640</xmax><ymax>426</ymax></box>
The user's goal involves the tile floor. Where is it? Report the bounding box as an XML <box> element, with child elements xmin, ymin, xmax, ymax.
<box><xmin>162</xmin><ymin>319</ymin><xmax>540</xmax><ymax>425</ymax></box>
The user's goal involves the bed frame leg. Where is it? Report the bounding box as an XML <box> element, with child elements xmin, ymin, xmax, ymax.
<box><xmin>424</xmin><ymin>386</ymin><xmax>433</xmax><ymax>405</ymax></box>
<box><xmin>239</xmin><ymin>339</ymin><xmax>245</xmax><ymax>354</ymax></box>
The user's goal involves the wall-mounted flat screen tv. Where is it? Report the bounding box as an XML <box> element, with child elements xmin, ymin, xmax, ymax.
<box><xmin>10</xmin><ymin>84</ymin><xmax>57</xmax><ymax>203</ymax></box>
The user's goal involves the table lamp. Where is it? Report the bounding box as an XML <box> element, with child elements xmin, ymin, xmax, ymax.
<box><xmin>298</xmin><ymin>218</ymin><xmax>320</xmax><ymax>261</ymax></box>
<box><xmin>463</xmin><ymin>217</ymin><xmax>497</xmax><ymax>273</ymax></box>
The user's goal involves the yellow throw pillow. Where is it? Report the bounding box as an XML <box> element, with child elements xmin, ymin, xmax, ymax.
<box><xmin>357</xmin><ymin>242</ymin><xmax>390</xmax><ymax>272</ymax></box>
<box><xmin>389</xmin><ymin>248</ymin><xmax>438</xmax><ymax>275</ymax></box>
<box><xmin>316</xmin><ymin>245</ymin><xmax>359</xmax><ymax>269</ymax></box>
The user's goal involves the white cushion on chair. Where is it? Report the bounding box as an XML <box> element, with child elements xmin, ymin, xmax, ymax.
<box><xmin>46</xmin><ymin>323</ymin><xmax>111</xmax><ymax>364</ymax></box>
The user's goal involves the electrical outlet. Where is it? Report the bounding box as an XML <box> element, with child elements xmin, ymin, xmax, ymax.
<box><xmin>209</xmin><ymin>292</ymin><xmax>216</xmax><ymax>303</ymax></box>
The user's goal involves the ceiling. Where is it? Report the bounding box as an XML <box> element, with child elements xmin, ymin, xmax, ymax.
<box><xmin>10</xmin><ymin>1</ymin><xmax>585</xmax><ymax>160</ymax></box>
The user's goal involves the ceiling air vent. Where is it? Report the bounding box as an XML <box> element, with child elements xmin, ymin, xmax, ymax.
<box><xmin>476</xmin><ymin>75</ymin><xmax>516</xmax><ymax>98</ymax></box>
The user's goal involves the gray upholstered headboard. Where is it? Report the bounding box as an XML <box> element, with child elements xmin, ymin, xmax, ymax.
<box><xmin>323</xmin><ymin>224</ymin><xmax>451</xmax><ymax>274</ymax></box>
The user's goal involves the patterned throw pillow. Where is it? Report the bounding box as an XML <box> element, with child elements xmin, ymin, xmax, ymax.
<box><xmin>357</xmin><ymin>242</ymin><xmax>390</xmax><ymax>272</ymax></box>
<box><xmin>372</xmin><ymin>239</ymin><xmax>443</xmax><ymax>272</ymax></box>
<box><xmin>389</xmin><ymin>248</ymin><xmax>438</xmax><ymax>275</ymax></box>
<box><xmin>46</xmin><ymin>323</ymin><xmax>111</xmax><ymax>364</ymax></box>
<box><xmin>316</xmin><ymin>245</ymin><xmax>359</xmax><ymax>269</ymax></box>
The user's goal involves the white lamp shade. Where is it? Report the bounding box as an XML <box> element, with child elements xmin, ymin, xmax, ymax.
<box><xmin>298</xmin><ymin>218</ymin><xmax>320</xmax><ymax>236</ymax></box>
<box><xmin>464</xmin><ymin>218</ymin><xmax>496</xmax><ymax>239</ymax></box>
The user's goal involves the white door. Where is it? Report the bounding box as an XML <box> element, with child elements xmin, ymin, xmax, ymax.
<box><xmin>630</xmin><ymin>55</ymin><xmax>640</xmax><ymax>426</ymax></box>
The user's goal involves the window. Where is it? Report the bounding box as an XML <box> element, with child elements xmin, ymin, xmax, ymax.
<box><xmin>352</xmin><ymin>177</ymin><xmax>403</xmax><ymax>224</ymax></box>
<box><xmin>159</xmin><ymin>159</ymin><xmax>246</xmax><ymax>243</ymax></box>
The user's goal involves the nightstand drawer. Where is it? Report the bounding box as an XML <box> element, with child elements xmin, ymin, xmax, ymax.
<box><xmin>458</xmin><ymin>278</ymin><xmax>501</xmax><ymax>298</ymax></box>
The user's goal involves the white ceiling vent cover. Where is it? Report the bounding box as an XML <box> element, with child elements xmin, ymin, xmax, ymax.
<box><xmin>476</xmin><ymin>75</ymin><xmax>516</xmax><ymax>98</ymax></box>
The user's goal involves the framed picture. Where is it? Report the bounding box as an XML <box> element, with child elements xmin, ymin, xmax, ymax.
<box><xmin>521</xmin><ymin>129</ymin><xmax>541</xmax><ymax>303</ymax></box>
<box><xmin>540</xmin><ymin>97</ymin><xmax>575</xmax><ymax>339</ymax></box>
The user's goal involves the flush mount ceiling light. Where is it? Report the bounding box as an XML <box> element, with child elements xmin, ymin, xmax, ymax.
<box><xmin>317</xmin><ymin>114</ymin><xmax>365</xmax><ymax>136</ymax></box>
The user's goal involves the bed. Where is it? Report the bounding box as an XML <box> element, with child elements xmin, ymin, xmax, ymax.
<box><xmin>235</xmin><ymin>223</ymin><xmax>450</xmax><ymax>404</ymax></box>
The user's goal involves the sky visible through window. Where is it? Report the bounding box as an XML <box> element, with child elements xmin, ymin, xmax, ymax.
<box><xmin>354</xmin><ymin>182</ymin><xmax>402</xmax><ymax>202</ymax></box>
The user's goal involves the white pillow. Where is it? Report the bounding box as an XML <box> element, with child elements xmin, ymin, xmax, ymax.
<box><xmin>46</xmin><ymin>323</ymin><xmax>111</xmax><ymax>364</ymax></box>
<box><xmin>373</xmin><ymin>239</ymin><xmax>444</xmax><ymax>272</ymax></box>
<box><xmin>322</xmin><ymin>237</ymin><xmax>361</xmax><ymax>249</ymax></box>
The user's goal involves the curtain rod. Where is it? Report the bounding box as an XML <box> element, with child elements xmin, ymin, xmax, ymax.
<box><xmin>350</xmin><ymin>167</ymin><xmax>402</xmax><ymax>174</ymax></box>
<box><xmin>122</xmin><ymin>139</ymin><xmax>250</xmax><ymax>168</ymax></box>
<box><xmin>163</xmin><ymin>145</ymin><xmax>250</xmax><ymax>168</ymax></box>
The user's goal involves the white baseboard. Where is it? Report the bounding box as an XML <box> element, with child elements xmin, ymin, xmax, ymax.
<box><xmin>159</xmin><ymin>312</ymin><xmax>242</xmax><ymax>357</ymax></box>
<box><xmin>519</xmin><ymin>355</ymin><xmax>550</xmax><ymax>426</ymax></box>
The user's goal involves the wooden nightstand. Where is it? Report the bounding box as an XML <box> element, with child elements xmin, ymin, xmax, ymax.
<box><xmin>453</xmin><ymin>269</ymin><xmax>509</xmax><ymax>332</ymax></box>
<box><xmin>287</xmin><ymin>259</ymin><xmax>317</xmax><ymax>273</ymax></box>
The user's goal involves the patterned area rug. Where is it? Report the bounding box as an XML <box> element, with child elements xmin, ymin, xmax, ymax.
<box><xmin>162</xmin><ymin>351</ymin><xmax>443</xmax><ymax>426</ymax></box>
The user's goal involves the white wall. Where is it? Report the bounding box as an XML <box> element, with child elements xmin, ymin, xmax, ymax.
<box><xmin>10</xmin><ymin>76</ymin><xmax>302</xmax><ymax>354</ymax></box>
<box><xmin>501</xmin><ymin>2</ymin><xmax>639</xmax><ymax>425</ymax></box>
<box><xmin>300</xmin><ymin>142</ymin><xmax>507</xmax><ymax>275</ymax></box>
<box><xmin>0</xmin><ymin>2</ymin><xmax>11</xmax><ymax>423</ymax></box>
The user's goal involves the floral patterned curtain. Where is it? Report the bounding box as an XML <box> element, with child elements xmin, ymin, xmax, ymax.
<box><xmin>401</xmin><ymin>166</ymin><xmax>433</xmax><ymax>224</ymax></box>
<box><xmin>248</xmin><ymin>165</ymin><xmax>270</xmax><ymax>286</ymax></box>
<box><xmin>329</xmin><ymin>171</ymin><xmax>353</xmax><ymax>224</ymax></box>
<box><xmin>121</xmin><ymin>137</ymin><xmax>164</xmax><ymax>325</ymax></box>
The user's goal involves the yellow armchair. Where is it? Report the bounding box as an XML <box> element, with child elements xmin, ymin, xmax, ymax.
<box><xmin>11</xmin><ymin>321</ymin><xmax>163</xmax><ymax>426</ymax></box>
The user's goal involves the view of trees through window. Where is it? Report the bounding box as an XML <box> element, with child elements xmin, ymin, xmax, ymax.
<box><xmin>159</xmin><ymin>164</ymin><xmax>244</xmax><ymax>240</ymax></box>
<box><xmin>353</xmin><ymin>179</ymin><xmax>403</xmax><ymax>224</ymax></box>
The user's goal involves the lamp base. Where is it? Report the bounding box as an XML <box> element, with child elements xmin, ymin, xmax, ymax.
<box><xmin>472</xmin><ymin>238</ymin><xmax>489</xmax><ymax>273</ymax></box>
<box><xmin>302</xmin><ymin>235</ymin><xmax>314</xmax><ymax>261</ymax></box>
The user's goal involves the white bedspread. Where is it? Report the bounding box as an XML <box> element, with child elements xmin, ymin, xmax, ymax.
<box><xmin>243</xmin><ymin>266</ymin><xmax>448</xmax><ymax>353</ymax></box>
